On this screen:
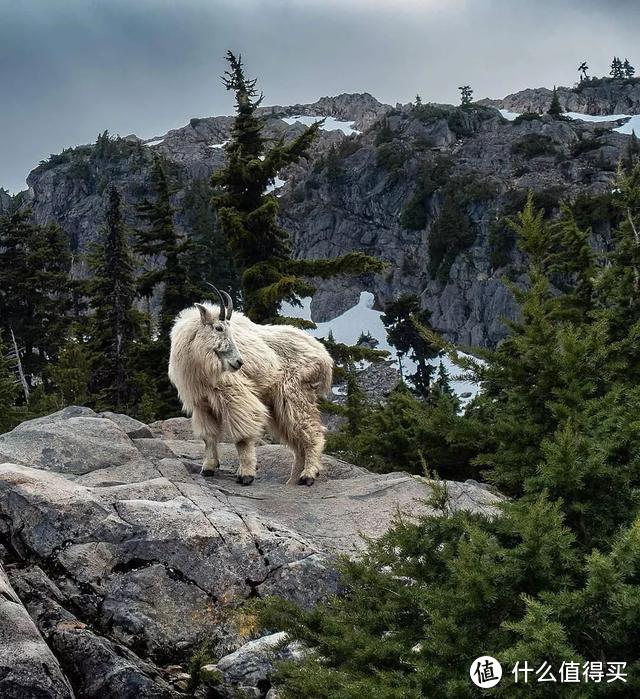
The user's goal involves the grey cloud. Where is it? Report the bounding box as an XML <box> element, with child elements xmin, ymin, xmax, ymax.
<box><xmin>1</xmin><ymin>0</ymin><xmax>638</xmax><ymax>192</ymax></box>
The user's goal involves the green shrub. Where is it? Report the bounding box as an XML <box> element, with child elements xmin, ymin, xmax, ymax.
<box><xmin>376</xmin><ymin>143</ymin><xmax>406</xmax><ymax>174</ymax></box>
<box><xmin>400</xmin><ymin>157</ymin><xmax>452</xmax><ymax>230</ymax></box>
<box><xmin>511</xmin><ymin>133</ymin><xmax>558</xmax><ymax>158</ymax></box>
<box><xmin>513</xmin><ymin>112</ymin><xmax>543</xmax><ymax>125</ymax></box>
<box><xmin>571</xmin><ymin>136</ymin><xmax>602</xmax><ymax>157</ymax></box>
<box><xmin>428</xmin><ymin>190</ymin><xmax>475</xmax><ymax>280</ymax></box>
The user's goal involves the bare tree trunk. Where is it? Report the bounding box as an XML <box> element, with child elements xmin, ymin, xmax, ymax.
<box><xmin>9</xmin><ymin>327</ymin><xmax>29</xmax><ymax>404</ymax></box>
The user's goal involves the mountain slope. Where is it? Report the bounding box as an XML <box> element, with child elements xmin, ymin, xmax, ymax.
<box><xmin>4</xmin><ymin>92</ymin><xmax>634</xmax><ymax>347</ymax></box>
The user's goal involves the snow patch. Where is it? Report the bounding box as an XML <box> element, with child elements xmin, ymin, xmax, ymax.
<box><xmin>281</xmin><ymin>292</ymin><xmax>480</xmax><ymax>404</ymax></box>
<box><xmin>209</xmin><ymin>141</ymin><xmax>228</xmax><ymax>149</ymax></box>
<box><xmin>498</xmin><ymin>109</ymin><xmax>521</xmax><ymax>121</ymax></box>
<box><xmin>282</xmin><ymin>115</ymin><xmax>361</xmax><ymax>136</ymax></box>
<box><xmin>144</xmin><ymin>138</ymin><xmax>165</xmax><ymax>147</ymax></box>
<box><xmin>266</xmin><ymin>175</ymin><xmax>286</xmax><ymax>194</ymax></box>
<box><xmin>500</xmin><ymin>108</ymin><xmax>638</xmax><ymax>135</ymax></box>
<box><xmin>614</xmin><ymin>114</ymin><xmax>640</xmax><ymax>135</ymax></box>
<box><xmin>564</xmin><ymin>111</ymin><xmax>630</xmax><ymax>123</ymax></box>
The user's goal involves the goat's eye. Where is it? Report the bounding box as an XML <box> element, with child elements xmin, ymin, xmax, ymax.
<box><xmin>214</xmin><ymin>324</ymin><xmax>224</xmax><ymax>332</ymax></box>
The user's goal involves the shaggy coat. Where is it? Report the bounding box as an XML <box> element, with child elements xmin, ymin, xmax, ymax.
<box><xmin>168</xmin><ymin>302</ymin><xmax>333</xmax><ymax>485</ymax></box>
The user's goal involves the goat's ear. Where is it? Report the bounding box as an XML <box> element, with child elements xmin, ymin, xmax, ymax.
<box><xmin>194</xmin><ymin>303</ymin><xmax>211</xmax><ymax>325</ymax></box>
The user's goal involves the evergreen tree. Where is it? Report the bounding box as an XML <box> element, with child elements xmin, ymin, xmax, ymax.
<box><xmin>136</xmin><ymin>155</ymin><xmax>194</xmax><ymax>336</ymax></box>
<box><xmin>183</xmin><ymin>177</ymin><xmax>241</xmax><ymax>303</ymax></box>
<box><xmin>623</xmin><ymin>58</ymin><xmax>635</xmax><ymax>78</ymax></box>
<box><xmin>343</xmin><ymin>364</ymin><xmax>367</xmax><ymax>438</ymax></box>
<box><xmin>0</xmin><ymin>211</ymin><xmax>73</xmax><ymax>391</ymax></box>
<box><xmin>458</xmin><ymin>85</ymin><xmax>473</xmax><ymax>106</ymax></box>
<box><xmin>382</xmin><ymin>294</ymin><xmax>439</xmax><ymax>398</ymax></box>
<box><xmin>428</xmin><ymin>189</ymin><xmax>474</xmax><ymax>280</ymax></box>
<box><xmin>433</xmin><ymin>361</ymin><xmax>454</xmax><ymax>396</ymax></box>
<box><xmin>212</xmin><ymin>51</ymin><xmax>384</xmax><ymax>324</ymax></box>
<box><xmin>548</xmin><ymin>203</ymin><xmax>596</xmax><ymax>320</ymax></box>
<box><xmin>87</xmin><ymin>186</ymin><xmax>140</xmax><ymax>411</ymax></box>
<box><xmin>624</xmin><ymin>130</ymin><xmax>640</xmax><ymax>173</ymax></box>
<box><xmin>578</xmin><ymin>61</ymin><xmax>589</xmax><ymax>81</ymax></box>
<box><xmin>47</xmin><ymin>326</ymin><xmax>91</xmax><ymax>408</ymax></box>
<box><xmin>547</xmin><ymin>86</ymin><xmax>563</xmax><ymax>117</ymax></box>
<box><xmin>0</xmin><ymin>332</ymin><xmax>19</xmax><ymax>433</ymax></box>
<box><xmin>134</xmin><ymin>156</ymin><xmax>194</xmax><ymax>416</ymax></box>
<box><xmin>320</xmin><ymin>331</ymin><xmax>388</xmax><ymax>382</ymax></box>
<box><xmin>610</xmin><ymin>56</ymin><xmax>624</xmax><ymax>78</ymax></box>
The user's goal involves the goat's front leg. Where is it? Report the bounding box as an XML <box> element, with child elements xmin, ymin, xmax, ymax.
<box><xmin>235</xmin><ymin>439</ymin><xmax>257</xmax><ymax>486</ymax></box>
<box><xmin>192</xmin><ymin>406</ymin><xmax>221</xmax><ymax>477</ymax></box>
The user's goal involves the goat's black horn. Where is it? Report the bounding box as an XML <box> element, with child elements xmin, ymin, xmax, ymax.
<box><xmin>221</xmin><ymin>290</ymin><xmax>233</xmax><ymax>319</ymax></box>
<box><xmin>206</xmin><ymin>282</ymin><xmax>226</xmax><ymax>321</ymax></box>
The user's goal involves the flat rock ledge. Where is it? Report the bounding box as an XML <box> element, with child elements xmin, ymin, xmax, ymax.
<box><xmin>0</xmin><ymin>406</ymin><xmax>502</xmax><ymax>697</ymax></box>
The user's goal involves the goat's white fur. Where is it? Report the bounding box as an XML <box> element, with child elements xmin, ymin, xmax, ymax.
<box><xmin>168</xmin><ymin>302</ymin><xmax>333</xmax><ymax>485</ymax></box>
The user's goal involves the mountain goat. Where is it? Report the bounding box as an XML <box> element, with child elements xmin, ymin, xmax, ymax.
<box><xmin>168</xmin><ymin>286</ymin><xmax>333</xmax><ymax>486</ymax></box>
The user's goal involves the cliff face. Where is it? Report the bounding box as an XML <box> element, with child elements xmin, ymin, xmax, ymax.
<box><xmin>480</xmin><ymin>79</ymin><xmax>640</xmax><ymax>115</ymax></box>
<box><xmin>0</xmin><ymin>188</ymin><xmax>12</xmax><ymax>214</ymax></box>
<box><xmin>282</xmin><ymin>105</ymin><xmax>627</xmax><ymax>345</ymax></box>
<box><xmin>7</xmin><ymin>92</ymin><xmax>632</xmax><ymax>347</ymax></box>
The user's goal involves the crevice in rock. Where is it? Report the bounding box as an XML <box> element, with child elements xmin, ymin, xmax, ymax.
<box><xmin>171</xmin><ymin>481</ymin><xmax>234</xmax><ymax>555</ymax></box>
<box><xmin>111</xmin><ymin>556</ymin><xmax>218</xmax><ymax>602</ymax></box>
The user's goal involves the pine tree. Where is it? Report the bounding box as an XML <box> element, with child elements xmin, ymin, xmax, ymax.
<box><xmin>433</xmin><ymin>361</ymin><xmax>454</xmax><ymax>396</ymax></box>
<box><xmin>87</xmin><ymin>186</ymin><xmax>140</xmax><ymax>411</ymax></box>
<box><xmin>183</xmin><ymin>177</ymin><xmax>241</xmax><ymax>303</ymax></box>
<box><xmin>136</xmin><ymin>155</ymin><xmax>194</xmax><ymax>336</ymax></box>
<box><xmin>548</xmin><ymin>203</ymin><xmax>596</xmax><ymax>320</ymax></box>
<box><xmin>623</xmin><ymin>58</ymin><xmax>635</xmax><ymax>79</ymax></box>
<box><xmin>547</xmin><ymin>86</ymin><xmax>563</xmax><ymax>117</ymax></box>
<box><xmin>610</xmin><ymin>56</ymin><xmax>624</xmax><ymax>79</ymax></box>
<box><xmin>625</xmin><ymin>130</ymin><xmax>640</xmax><ymax>173</ymax></box>
<box><xmin>343</xmin><ymin>364</ymin><xmax>367</xmax><ymax>438</ymax></box>
<box><xmin>212</xmin><ymin>51</ymin><xmax>384</xmax><ymax>325</ymax></box>
<box><xmin>382</xmin><ymin>294</ymin><xmax>439</xmax><ymax>398</ymax></box>
<box><xmin>47</xmin><ymin>326</ymin><xmax>91</xmax><ymax>408</ymax></box>
<box><xmin>0</xmin><ymin>332</ymin><xmax>19</xmax><ymax>433</ymax></box>
<box><xmin>0</xmin><ymin>211</ymin><xmax>73</xmax><ymax>392</ymax></box>
<box><xmin>578</xmin><ymin>61</ymin><xmax>589</xmax><ymax>81</ymax></box>
<box><xmin>458</xmin><ymin>85</ymin><xmax>473</xmax><ymax>106</ymax></box>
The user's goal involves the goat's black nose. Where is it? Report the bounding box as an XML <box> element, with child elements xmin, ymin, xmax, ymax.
<box><xmin>236</xmin><ymin>359</ymin><xmax>243</xmax><ymax>368</ymax></box>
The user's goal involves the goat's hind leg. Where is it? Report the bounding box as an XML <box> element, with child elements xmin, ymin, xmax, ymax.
<box><xmin>277</xmin><ymin>387</ymin><xmax>325</xmax><ymax>487</ymax></box>
<box><xmin>235</xmin><ymin>439</ymin><xmax>257</xmax><ymax>486</ymax></box>
<box><xmin>192</xmin><ymin>406</ymin><xmax>221</xmax><ymax>477</ymax></box>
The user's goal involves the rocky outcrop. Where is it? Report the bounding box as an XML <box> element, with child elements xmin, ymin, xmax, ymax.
<box><xmin>0</xmin><ymin>187</ymin><xmax>12</xmax><ymax>214</ymax></box>
<box><xmin>259</xmin><ymin>92</ymin><xmax>393</xmax><ymax>130</ymax></box>
<box><xmin>480</xmin><ymin>79</ymin><xmax>640</xmax><ymax>115</ymax></box>
<box><xmin>0</xmin><ymin>562</ymin><xmax>74</xmax><ymax>698</ymax></box>
<box><xmin>0</xmin><ymin>407</ymin><xmax>502</xmax><ymax>697</ymax></box>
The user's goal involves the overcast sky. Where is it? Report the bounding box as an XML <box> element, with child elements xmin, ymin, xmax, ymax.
<box><xmin>1</xmin><ymin>0</ymin><xmax>638</xmax><ymax>193</ymax></box>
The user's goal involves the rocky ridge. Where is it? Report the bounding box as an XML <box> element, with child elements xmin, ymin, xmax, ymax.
<box><xmin>0</xmin><ymin>406</ymin><xmax>501</xmax><ymax>697</ymax></box>
<box><xmin>480</xmin><ymin>79</ymin><xmax>640</xmax><ymax>115</ymax></box>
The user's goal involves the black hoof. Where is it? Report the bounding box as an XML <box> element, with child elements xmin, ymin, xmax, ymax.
<box><xmin>237</xmin><ymin>474</ymin><xmax>255</xmax><ymax>486</ymax></box>
<box><xmin>298</xmin><ymin>475</ymin><xmax>315</xmax><ymax>487</ymax></box>
<box><xmin>201</xmin><ymin>470</ymin><xmax>217</xmax><ymax>478</ymax></box>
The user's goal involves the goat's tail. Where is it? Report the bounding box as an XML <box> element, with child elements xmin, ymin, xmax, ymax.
<box><xmin>297</xmin><ymin>356</ymin><xmax>333</xmax><ymax>399</ymax></box>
